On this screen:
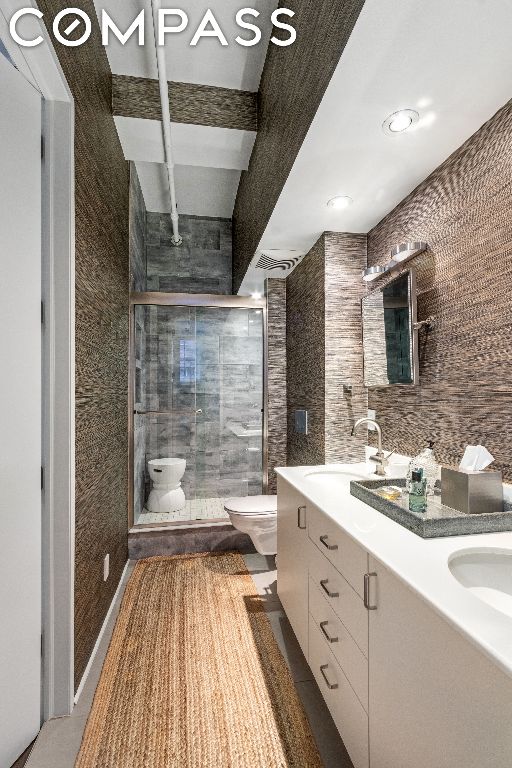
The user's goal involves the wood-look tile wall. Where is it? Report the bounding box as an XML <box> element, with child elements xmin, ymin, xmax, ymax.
<box><xmin>232</xmin><ymin>0</ymin><xmax>365</xmax><ymax>292</ymax></box>
<box><xmin>112</xmin><ymin>75</ymin><xmax>258</xmax><ymax>132</ymax></box>
<box><xmin>266</xmin><ymin>279</ymin><xmax>287</xmax><ymax>492</ymax></box>
<box><xmin>40</xmin><ymin>1</ymin><xmax>130</xmax><ymax>689</ymax></box>
<box><xmin>367</xmin><ymin>99</ymin><xmax>512</xmax><ymax>480</ymax></box>
<box><xmin>286</xmin><ymin>233</ymin><xmax>368</xmax><ymax>466</ymax></box>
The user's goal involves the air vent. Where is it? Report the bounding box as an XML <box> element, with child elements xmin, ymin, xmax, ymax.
<box><xmin>255</xmin><ymin>252</ymin><xmax>303</xmax><ymax>272</ymax></box>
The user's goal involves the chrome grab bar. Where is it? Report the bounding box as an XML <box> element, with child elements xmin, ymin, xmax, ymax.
<box><xmin>320</xmin><ymin>621</ymin><xmax>338</xmax><ymax>643</ymax></box>
<box><xmin>320</xmin><ymin>664</ymin><xmax>338</xmax><ymax>690</ymax></box>
<box><xmin>319</xmin><ymin>535</ymin><xmax>338</xmax><ymax>551</ymax></box>
<box><xmin>320</xmin><ymin>579</ymin><xmax>339</xmax><ymax>599</ymax></box>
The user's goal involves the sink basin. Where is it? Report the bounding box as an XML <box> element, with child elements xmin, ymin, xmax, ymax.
<box><xmin>304</xmin><ymin>469</ymin><xmax>366</xmax><ymax>485</ymax></box>
<box><xmin>449</xmin><ymin>548</ymin><xmax>512</xmax><ymax>618</ymax></box>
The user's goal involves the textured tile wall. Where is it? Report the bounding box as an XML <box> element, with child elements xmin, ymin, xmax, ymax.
<box><xmin>39</xmin><ymin>0</ymin><xmax>130</xmax><ymax>689</ymax></box>
<box><xmin>232</xmin><ymin>0</ymin><xmax>365</xmax><ymax>292</ymax></box>
<box><xmin>113</xmin><ymin>75</ymin><xmax>258</xmax><ymax>132</ymax></box>
<box><xmin>367</xmin><ymin>99</ymin><xmax>512</xmax><ymax>480</ymax></box>
<box><xmin>266</xmin><ymin>279</ymin><xmax>287</xmax><ymax>492</ymax></box>
<box><xmin>286</xmin><ymin>233</ymin><xmax>368</xmax><ymax>466</ymax></box>
<box><xmin>286</xmin><ymin>236</ymin><xmax>326</xmax><ymax>465</ymax></box>
<box><xmin>129</xmin><ymin>163</ymin><xmax>146</xmax><ymax>292</ymax></box>
<box><xmin>324</xmin><ymin>233</ymin><xmax>368</xmax><ymax>462</ymax></box>
<box><xmin>146</xmin><ymin>214</ymin><xmax>232</xmax><ymax>294</ymax></box>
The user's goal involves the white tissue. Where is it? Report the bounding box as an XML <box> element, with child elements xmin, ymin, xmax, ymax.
<box><xmin>459</xmin><ymin>445</ymin><xmax>495</xmax><ymax>472</ymax></box>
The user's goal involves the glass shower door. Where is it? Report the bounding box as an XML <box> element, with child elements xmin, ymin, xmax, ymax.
<box><xmin>132</xmin><ymin>303</ymin><xmax>264</xmax><ymax>525</ymax></box>
<box><xmin>133</xmin><ymin>304</ymin><xmax>198</xmax><ymax>524</ymax></box>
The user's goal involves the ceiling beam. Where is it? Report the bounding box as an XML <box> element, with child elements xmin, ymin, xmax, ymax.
<box><xmin>112</xmin><ymin>74</ymin><xmax>258</xmax><ymax>133</ymax></box>
<box><xmin>232</xmin><ymin>0</ymin><xmax>366</xmax><ymax>293</ymax></box>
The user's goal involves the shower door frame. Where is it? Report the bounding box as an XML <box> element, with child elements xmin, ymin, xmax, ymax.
<box><xmin>128</xmin><ymin>292</ymin><xmax>268</xmax><ymax>529</ymax></box>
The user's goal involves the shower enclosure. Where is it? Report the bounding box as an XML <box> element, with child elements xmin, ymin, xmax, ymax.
<box><xmin>129</xmin><ymin>294</ymin><xmax>267</xmax><ymax>526</ymax></box>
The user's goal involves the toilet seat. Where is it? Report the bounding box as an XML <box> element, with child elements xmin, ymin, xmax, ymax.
<box><xmin>224</xmin><ymin>495</ymin><xmax>277</xmax><ymax>516</ymax></box>
<box><xmin>224</xmin><ymin>496</ymin><xmax>278</xmax><ymax>555</ymax></box>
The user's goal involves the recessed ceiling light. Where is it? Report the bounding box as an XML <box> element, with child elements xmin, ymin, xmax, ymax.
<box><xmin>327</xmin><ymin>195</ymin><xmax>353</xmax><ymax>210</ymax></box>
<box><xmin>382</xmin><ymin>109</ymin><xmax>419</xmax><ymax>136</ymax></box>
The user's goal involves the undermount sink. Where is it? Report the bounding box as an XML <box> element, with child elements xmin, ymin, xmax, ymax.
<box><xmin>449</xmin><ymin>548</ymin><xmax>512</xmax><ymax>619</ymax></box>
<box><xmin>304</xmin><ymin>468</ymin><xmax>366</xmax><ymax>485</ymax></box>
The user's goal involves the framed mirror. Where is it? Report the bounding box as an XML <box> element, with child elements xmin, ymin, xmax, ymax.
<box><xmin>362</xmin><ymin>268</ymin><xmax>419</xmax><ymax>387</ymax></box>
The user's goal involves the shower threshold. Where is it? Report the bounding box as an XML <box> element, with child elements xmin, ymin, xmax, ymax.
<box><xmin>136</xmin><ymin>497</ymin><xmax>230</xmax><ymax>526</ymax></box>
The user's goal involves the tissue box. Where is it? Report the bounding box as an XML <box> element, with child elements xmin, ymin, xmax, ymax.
<box><xmin>441</xmin><ymin>467</ymin><xmax>503</xmax><ymax>515</ymax></box>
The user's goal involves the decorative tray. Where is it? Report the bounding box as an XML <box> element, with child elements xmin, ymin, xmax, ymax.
<box><xmin>349</xmin><ymin>478</ymin><xmax>512</xmax><ymax>539</ymax></box>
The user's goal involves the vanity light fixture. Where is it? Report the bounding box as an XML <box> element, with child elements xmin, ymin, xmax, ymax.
<box><xmin>362</xmin><ymin>241</ymin><xmax>428</xmax><ymax>282</ymax></box>
<box><xmin>327</xmin><ymin>195</ymin><xmax>353</xmax><ymax>210</ymax></box>
<box><xmin>362</xmin><ymin>265</ymin><xmax>387</xmax><ymax>282</ymax></box>
<box><xmin>382</xmin><ymin>109</ymin><xmax>419</xmax><ymax>136</ymax></box>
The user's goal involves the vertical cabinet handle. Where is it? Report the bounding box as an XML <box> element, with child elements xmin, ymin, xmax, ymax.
<box><xmin>320</xmin><ymin>621</ymin><xmax>338</xmax><ymax>643</ymax></box>
<box><xmin>364</xmin><ymin>572</ymin><xmax>378</xmax><ymax>610</ymax></box>
<box><xmin>319</xmin><ymin>535</ymin><xmax>338</xmax><ymax>551</ymax></box>
<box><xmin>320</xmin><ymin>664</ymin><xmax>339</xmax><ymax>690</ymax></box>
<box><xmin>297</xmin><ymin>505</ymin><xmax>307</xmax><ymax>529</ymax></box>
<box><xmin>320</xmin><ymin>579</ymin><xmax>339</xmax><ymax>599</ymax></box>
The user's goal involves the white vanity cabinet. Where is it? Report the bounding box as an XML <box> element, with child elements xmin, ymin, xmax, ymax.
<box><xmin>277</xmin><ymin>476</ymin><xmax>512</xmax><ymax>768</ymax></box>
<box><xmin>276</xmin><ymin>476</ymin><xmax>310</xmax><ymax>655</ymax></box>
<box><xmin>368</xmin><ymin>555</ymin><xmax>512</xmax><ymax>768</ymax></box>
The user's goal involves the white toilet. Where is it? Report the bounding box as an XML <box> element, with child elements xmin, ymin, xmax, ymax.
<box><xmin>224</xmin><ymin>495</ymin><xmax>278</xmax><ymax>555</ymax></box>
<box><xmin>146</xmin><ymin>458</ymin><xmax>186</xmax><ymax>513</ymax></box>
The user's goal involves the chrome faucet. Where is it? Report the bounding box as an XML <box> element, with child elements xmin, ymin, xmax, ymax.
<box><xmin>351</xmin><ymin>417</ymin><xmax>389</xmax><ymax>477</ymax></box>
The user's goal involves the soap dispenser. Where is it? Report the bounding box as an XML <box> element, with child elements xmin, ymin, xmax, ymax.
<box><xmin>407</xmin><ymin>441</ymin><xmax>440</xmax><ymax>496</ymax></box>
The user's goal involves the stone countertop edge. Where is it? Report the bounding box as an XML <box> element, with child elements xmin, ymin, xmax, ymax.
<box><xmin>275</xmin><ymin>462</ymin><xmax>512</xmax><ymax>680</ymax></box>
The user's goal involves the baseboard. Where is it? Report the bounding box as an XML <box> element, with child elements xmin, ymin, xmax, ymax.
<box><xmin>73</xmin><ymin>560</ymin><xmax>129</xmax><ymax>704</ymax></box>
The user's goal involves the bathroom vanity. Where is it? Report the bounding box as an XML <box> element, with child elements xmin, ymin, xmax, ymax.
<box><xmin>276</xmin><ymin>464</ymin><xmax>512</xmax><ymax>768</ymax></box>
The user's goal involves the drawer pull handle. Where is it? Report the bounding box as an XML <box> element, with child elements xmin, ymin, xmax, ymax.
<box><xmin>319</xmin><ymin>535</ymin><xmax>338</xmax><ymax>551</ymax></box>
<box><xmin>364</xmin><ymin>572</ymin><xmax>378</xmax><ymax>611</ymax></box>
<box><xmin>320</xmin><ymin>664</ymin><xmax>338</xmax><ymax>690</ymax></box>
<box><xmin>320</xmin><ymin>579</ymin><xmax>339</xmax><ymax>599</ymax></box>
<box><xmin>320</xmin><ymin>621</ymin><xmax>338</xmax><ymax>643</ymax></box>
<box><xmin>297</xmin><ymin>505</ymin><xmax>307</xmax><ymax>529</ymax></box>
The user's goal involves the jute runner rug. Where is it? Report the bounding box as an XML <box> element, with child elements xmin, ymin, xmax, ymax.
<box><xmin>75</xmin><ymin>552</ymin><xmax>323</xmax><ymax>767</ymax></box>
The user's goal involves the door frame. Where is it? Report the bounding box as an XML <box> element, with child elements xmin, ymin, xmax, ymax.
<box><xmin>0</xmin><ymin>1</ymin><xmax>76</xmax><ymax>719</ymax></box>
<box><xmin>128</xmin><ymin>292</ymin><xmax>268</xmax><ymax>529</ymax></box>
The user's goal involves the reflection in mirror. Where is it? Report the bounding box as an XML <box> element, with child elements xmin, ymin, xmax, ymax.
<box><xmin>362</xmin><ymin>269</ymin><xmax>418</xmax><ymax>387</ymax></box>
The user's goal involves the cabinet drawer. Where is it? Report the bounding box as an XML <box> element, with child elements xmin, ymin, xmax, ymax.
<box><xmin>309</xmin><ymin>616</ymin><xmax>369</xmax><ymax>768</ymax></box>
<box><xmin>308</xmin><ymin>503</ymin><xmax>367</xmax><ymax>598</ymax></box>
<box><xmin>309</xmin><ymin>576</ymin><xmax>368</xmax><ymax>712</ymax></box>
<box><xmin>309</xmin><ymin>538</ymin><xmax>368</xmax><ymax>657</ymax></box>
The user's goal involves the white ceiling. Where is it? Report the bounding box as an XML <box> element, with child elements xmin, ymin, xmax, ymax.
<box><xmin>114</xmin><ymin>116</ymin><xmax>255</xmax><ymax>169</ymax></box>
<box><xmin>94</xmin><ymin>0</ymin><xmax>271</xmax><ymax>218</ymax></box>
<box><xmin>94</xmin><ymin>0</ymin><xmax>277</xmax><ymax>91</ymax></box>
<box><xmin>136</xmin><ymin>161</ymin><xmax>240</xmax><ymax>217</ymax></box>
<box><xmin>239</xmin><ymin>0</ymin><xmax>512</xmax><ymax>294</ymax></box>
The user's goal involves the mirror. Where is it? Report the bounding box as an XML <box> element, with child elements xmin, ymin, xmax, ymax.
<box><xmin>362</xmin><ymin>269</ymin><xmax>418</xmax><ymax>387</ymax></box>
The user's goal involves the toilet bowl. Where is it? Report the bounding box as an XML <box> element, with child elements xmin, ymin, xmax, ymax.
<box><xmin>224</xmin><ymin>495</ymin><xmax>278</xmax><ymax>555</ymax></box>
<box><xmin>146</xmin><ymin>458</ymin><xmax>186</xmax><ymax>513</ymax></box>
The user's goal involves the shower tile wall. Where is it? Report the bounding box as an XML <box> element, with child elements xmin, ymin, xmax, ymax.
<box><xmin>137</xmin><ymin>306</ymin><xmax>263</xmax><ymax>516</ymax></box>
<box><xmin>145</xmin><ymin>213</ymin><xmax>232</xmax><ymax>294</ymax></box>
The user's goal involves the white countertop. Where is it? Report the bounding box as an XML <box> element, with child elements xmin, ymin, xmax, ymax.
<box><xmin>276</xmin><ymin>461</ymin><xmax>512</xmax><ymax>678</ymax></box>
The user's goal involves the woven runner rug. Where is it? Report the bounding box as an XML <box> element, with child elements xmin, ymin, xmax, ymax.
<box><xmin>75</xmin><ymin>552</ymin><xmax>323</xmax><ymax>767</ymax></box>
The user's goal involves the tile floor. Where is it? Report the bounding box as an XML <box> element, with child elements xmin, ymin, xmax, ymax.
<box><xmin>136</xmin><ymin>497</ymin><xmax>230</xmax><ymax>525</ymax></box>
<box><xmin>25</xmin><ymin>555</ymin><xmax>353</xmax><ymax>768</ymax></box>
